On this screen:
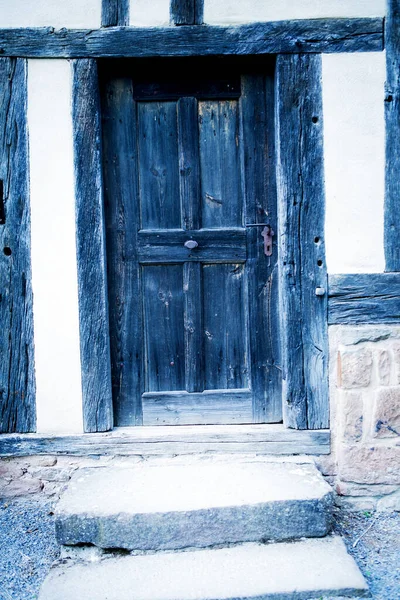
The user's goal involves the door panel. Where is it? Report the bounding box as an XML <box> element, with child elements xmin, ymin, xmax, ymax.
<box><xmin>101</xmin><ymin>62</ymin><xmax>282</xmax><ymax>426</ymax></box>
<box><xmin>199</xmin><ymin>100</ymin><xmax>243</xmax><ymax>229</ymax></box>
<box><xmin>203</xmin><ymin>263</ymin><xmax>248</xmax><ymax>390</ymax></box>
<box><xmin>143</xmin><ymin>265</ymin><xmax>185</xmax><ymax>392</ymax></box>
<box><xmin>138</xmin><ymin>102</ymin><xmax>181</xmax><ymax>229</ymax></box>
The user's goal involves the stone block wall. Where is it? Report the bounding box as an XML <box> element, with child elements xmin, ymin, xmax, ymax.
<box><xmin>320</xmin><ymin>325</ymin><xmax>400</xmax><ymax>511</ymax></box>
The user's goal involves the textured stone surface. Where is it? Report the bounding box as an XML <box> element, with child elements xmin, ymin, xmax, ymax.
<box><xmin>377</xmin><ymin>350</ymin><xmax>391</xmax><ymax>386</ymax></box>
<box><xmin>55</xmin><ymin>463</ymin><xmax>333</xmax><ymax>550</ymax></box>
<box><xmin>39</xmin><ymin>536</ymin><xmax>368</xmax><ymax>600</ymax></box>
<box><xmin>338</xmin><ymin>445</ymin><xmax>400</xmax><ymax>485</ymax></box>
<box><xmin>340</xmin><ymin>391</ymin><xmax>363</xmax><ymax>442</ymax></box>
<box><xmin>0</xmin><ymin>475</ymin><xmax>43</xmax><ymax>497</ymax></box>
<box><xmin>373</xmin><ymin>388</ymin><xmax>400</xmax><ymax>438</ymax></box>
<box><xmin>339</xmin><ymin>348</ymin><xmax>373</xmax><ymax>389</ymax></box>
<box><xmin>377</xmin><ymin>488</ymin><xmax>400</xmax><ymax>511</ymax></box>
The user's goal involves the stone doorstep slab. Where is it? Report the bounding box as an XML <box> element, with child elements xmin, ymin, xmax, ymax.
<box><xmin>55</xmin><ymin>462</ymin><xmax>333</xmax><ymax>550</ymax></box>
<box><xmin>39</xmin><ymin>536</ymin><xmax>369</xmax><ymax>600</ymax></box>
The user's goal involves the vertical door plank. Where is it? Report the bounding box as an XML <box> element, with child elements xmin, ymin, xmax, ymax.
<box><xmin>199</xmin><ymin>100</ymin><xmax>243</xmax><ymax>228</ymax></box>
<box><xmin>0</xmin><ymin>58</ymin><xmax>36</xmax><ymax>433</ymax></box>
<box><xmin>178</xmin><ymin>97</ymin><xmax>201</xmax><ymax>230</ymax></box>
<box><xmin>241</xmin><ymin>73</ymin><xmax>282</xmax><ymax>423</ymax></box>
<box><xmin>143</xmin><ymin>265</ymin><xmax>185</xmax><ymax>392</ymax></box>
<box><xmin>102</xmin><ymin>0</ymin><xmax>129</xmax><ymax>27</ymax></box>
<box><xmin>101</xmin><ymin>77</ymin><xmax>143</xmax><ymax>426</ymax></box>
<box><xmin>203</xmin><ymin>263</ymin><xmax>248</xmax><ymax>390</ymax></box>
<box><xmin>138</xmin><ymin>101</ymin><xmax>181</xmax><ymax>230</ymax></box>
<box><xmin>183</xmin><ymin>262</ymin><xmax>203</xmax><ymax>392</ymax></box>
<box><xmin>72</xmin><ymin>59</ymin><xmax>113</xmax><ymax>432</ymax></box>
<box><xmin>385</xmin><ymin>0</ymin><xmax>400</xmax><ymax>272</ymax></box>
<box><xmin>276</xmin><ymin>54</ymin><xmax>329</xmax><ymax>430</ymax></box>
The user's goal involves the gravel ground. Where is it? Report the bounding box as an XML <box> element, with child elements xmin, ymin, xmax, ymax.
<box><xmin>0</xmin><ymin>497</ymin><xmax>399</xmax><ymax>600</ymax></box>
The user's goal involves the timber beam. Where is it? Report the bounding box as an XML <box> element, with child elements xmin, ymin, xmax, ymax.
<box><xmin>0</xmin><ymin>18</ymin><xmax>384</xmax><ymax>58</ymax></box>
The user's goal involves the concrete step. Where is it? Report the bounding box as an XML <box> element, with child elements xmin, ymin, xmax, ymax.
<box><xmin>39</xmin><ymin>536</ymin><xmax>369</xmax><ymax>600</ymax></box>
<box><xmin>55</xmin><ymin>461</ymin><xmax>333</xmax><ymax>551</ymax></box>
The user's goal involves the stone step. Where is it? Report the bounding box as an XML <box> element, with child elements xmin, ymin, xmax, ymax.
<box><xmin>39</xmin><ymin>536</ymin><xmax>369</xmax><ymax>600</ymax></box>
<box><xmin>55</xmin><ymin>461</ymin><xmax>333</xmax><ymax>551</ymax></box>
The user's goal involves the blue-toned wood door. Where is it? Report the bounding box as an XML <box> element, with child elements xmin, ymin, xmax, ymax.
<box><xmin>101</xmin><ymin>59</ymin><xmax>281</xmax><ymax>426</ymax></box>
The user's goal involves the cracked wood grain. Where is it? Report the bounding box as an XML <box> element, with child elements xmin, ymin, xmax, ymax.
<box><xmin>102</xmin><ymin>0</ymin><xmax>129</xmax><ymax>27</ymax></box>
<box><xmin>0</xmin><ymin>58</ymin><xmax>36</xmax><ymax>433</ymax></box>
<box><xmin>328</xmin><ymin>273</ymin><xmax>400</xmax><ymax>324</ymax></box>
<box><xmin>385</xmin><ymin>0</ymin><xmax>400</xmax><ymax>271</ymax></box>
<box><xmin>276</xmin><ymin>54</ymin><xmax>329</xmax><ymax>430</ymax></box>
<box><xmin>72</xmin><ymin>59</ymin><xmax>113</xmax><ymax>432</ymax></box>
<box><xmin>0</xmin><ymin>18</ymin><xmax>383</xmax><ymax>58</ymax></box>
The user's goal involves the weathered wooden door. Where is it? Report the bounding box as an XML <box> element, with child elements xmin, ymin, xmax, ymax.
<box><xmin>101</xmin><ymin>59</ymin><xmax>281</xmax><ymax>427</ymax></box>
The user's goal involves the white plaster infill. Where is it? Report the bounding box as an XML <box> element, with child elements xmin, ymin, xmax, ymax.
<box><xmin>204</xmin><ymin>0</ymin><xmax>386</xmax><ymax>25</ymax></box>
<box><xmin>130</xmin><ymin>0</ymin><xmax>171</xmax><ymax>27</ymax></box>
<box><xmin>28</xmin><ymin>60</ymin><xmax>84</xmax><ymax>434</ymax></box>
<box><xmin>0</xmin><ymin>0</ymin><xmax>101</xmax><ymax>29</ymax></box>
<box><xmin>323</xmin><ymin>52</ymin><xmax>385</xmax><ymax>274</ymax></box>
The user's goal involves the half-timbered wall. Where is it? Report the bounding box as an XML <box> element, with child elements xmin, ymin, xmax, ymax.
<box><xmin>0</xmin><ymin>0</ymin><xmax>397</xmax><ymax>453</ymax></box>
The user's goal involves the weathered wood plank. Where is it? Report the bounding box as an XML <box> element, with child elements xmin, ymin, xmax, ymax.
<box><xmin>178</xmin><ymin>97</ymin><xmax>200</xmax><ymax>230</ymax></box>
<box><xmin>0</xmin><ymin>19</ymin><xmax>383</xmax><ymax>58</ymax></box>
<box><xmin>102</xmin><ymin>0</ymin><xmax>129</xmax><ymax>27</ymax></box>
<box><xmin>203</xmin><ymin>264</ymin><xmax>248</xmax><ymax>390</ymax></box>
<box><xmin>137</xmin><ymin>229</ymin><xmax>247</xmax><ymax>263</ymax></box>
<box><xmin>171</xmin><ymin>0</ymin><xmax>194</xmax><ymax>26</ymax></box>
<box><xmin>0</xmin><ymin>58</ymin><xmax>35</xmax><ymax>433</ymax></box>
<box><xmin>72</xmin><ymin>59</ymin><xmax>113</xmax><ymax>433</ymax></box>
<box><xmin>138</xmin><ymin>102</ymin><xmax>181</xmax><ymax>230</ymax></box>
<box><xmin>199</xmin><ymin>100</ymin><xmax>242</xmax><ymax>228</ymax></box>
<box><xmin>101</xmin><ymin>77</ymin><xmax>143</xmax><ymax>426</ymax></box>
<box><xmin>385</xmin><ymin>0</ymin><xmax>400</xmax><ymax>272</ymax></box>
<box><xmin>276</xmin><ymin>54</ymin><xmax>329</xmax><ymax>430</ymax></box>
<box><xmin>328</xmin><ymin>273</ymin><xmax>400</xmax><ymax>324</ymax></box>
<box><xmin>194</xmin><ymin>0</ymin><xmax>204</xmax><ymax>25</ymax></box>
<box><xmin>241</xmin><ymin>73</ymin><xmax>282</xmax><ymax>424</ymax></box>
<box><xmin>142</xmin><ymin>390</ymin><xmax>252</xmax><ymax>425</ymax></box>
<box><xmin>183</xmin><ymin>262</ymin><xmax>203</xmax><ymax>392</ymax></box>
<box><xmin>143</xmin><ymin>266</ymin><xmax>185</xmax><ymax>392</ymax></box>
<box><xmin>0</xmin><ymin>424</ymin><xmax>330</xmax><ymax>456</ymax></box>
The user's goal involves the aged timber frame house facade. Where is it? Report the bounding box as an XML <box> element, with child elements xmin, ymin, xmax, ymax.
<box><xmin>0</xmin><ymin>0</ymin><xmax>399</xmax><ymax>493</ymax></box>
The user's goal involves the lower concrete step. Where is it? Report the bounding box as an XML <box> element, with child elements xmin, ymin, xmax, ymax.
<box><xmin>39</xmin><ymin>536</ymin><xmax>369</xmax><ymax>600</ymax></box>
<box><xmin>55</xmin><ymin>461</ymin><xmax>333</xmax><ymax>551</ymax></box>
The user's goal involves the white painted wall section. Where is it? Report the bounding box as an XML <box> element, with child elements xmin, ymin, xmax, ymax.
<box><xmin>130</xmin><ymin>0</ymin><xmax>171</xmax><ymax>27</ymax></box>
<box><xmin>322</xmin><ymin>52</ymin><xmax>385</xmax><ymax>274</ymax></box>
<box><xmin>0</xmin><ymin>0</ymin><xmax>101</xmax><ymax>29</ymax></box>
<box><xmin>204</xmin><ymin>0</ymin><xmax>386</xmax><ymax>25</ymax></box>
<box><xmin>28</xmin><ymin>60</ymin><xmax>84</xmax><ymax>434</ymax></box>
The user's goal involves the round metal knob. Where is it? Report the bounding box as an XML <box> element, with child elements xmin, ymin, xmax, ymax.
<box><xmin>315</xmin><ymin>287</ymin><xmax>326</xmax><ymax>296</ymax></box>
<box><xmin>184</xmin><ymin>240</ymin><xmax>198</xmax><ymax>250</ymax></box>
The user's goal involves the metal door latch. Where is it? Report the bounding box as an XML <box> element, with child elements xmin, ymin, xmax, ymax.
<box><xmin>261</xmin><ymin>226</ymin><xmax>274</xmax><ymax>257</ymax></box>
<box><xmin>246</xmin><ymin>223</ymin><xmax>275</xmax><ymax>257</ymax></box>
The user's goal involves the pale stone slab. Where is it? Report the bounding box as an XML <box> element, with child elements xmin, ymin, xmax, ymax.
<box><xmin>55</xmin><ymin>463</ymin><xmax>333</xmax><ymax>550</ymax></box>
<box><xmin>339</xmin><ymin>349</ymin><xmax>373</xmax><ymax>389</ymax></box>
<box><xmin>39</xmin><ymin>536</ymin><xmax>369</xmax><ymax>600</ymax></box>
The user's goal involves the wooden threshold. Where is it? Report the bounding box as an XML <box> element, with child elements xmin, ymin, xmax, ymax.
<box><xmin>0</xmin><ymin>424</ymin><xmax>330</xmax><ymax>457</ymax></box>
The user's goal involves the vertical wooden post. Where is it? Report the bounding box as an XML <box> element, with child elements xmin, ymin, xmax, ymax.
<box><xmin>171</xmin><ymin>0</ymin><xmax>203</xmax><ymax>25</ymax></box>
<box><xmin>72</xmin><ymin>59</ymin><xmax>113</xmax><ymax>432</ymax></box>
<box><xmin>385</xmin><ymin>0</ymin><xmax>400</xmax><ymax>272</ymax></box>
<box><xmin>276</xmin><ymin>54</ymin><xmax>329</xmax><ymax>430</ymax></box>
<box><xmin>102</xmin><ymin>0</ymin><xmax>129</xmax><ymax>27</ymax></box>
<box><xmin>0</xmin><ymin>58</ymin><xmax>36</xmax><ymax>433</ymax></box>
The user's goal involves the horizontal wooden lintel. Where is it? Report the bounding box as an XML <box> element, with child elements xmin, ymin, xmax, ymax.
<box><xmin>0</xmin><ymin>424</ymin><xmax>330</xmax><ymax>456</ymax></box>
<box><xmin>0</xmin><ymin>18</ymin><xmax>383</xmax><ymax>58</ymax></box>
<box><xmin>328</xmin><ymin>273</ymin><xmax>400</xmax><ymax>324</ymax></box>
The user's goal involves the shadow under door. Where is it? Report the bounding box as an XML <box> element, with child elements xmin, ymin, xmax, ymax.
<box><xmin>101</xmin><ymin>58</ymin><xmax>281</xmax><ymax>427</ymax></box>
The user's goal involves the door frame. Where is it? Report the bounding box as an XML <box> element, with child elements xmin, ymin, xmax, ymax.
<box><xmin>72</xmin><ymin>53</ymin><xmax>328</xmax><ymax>433</ymax></box>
